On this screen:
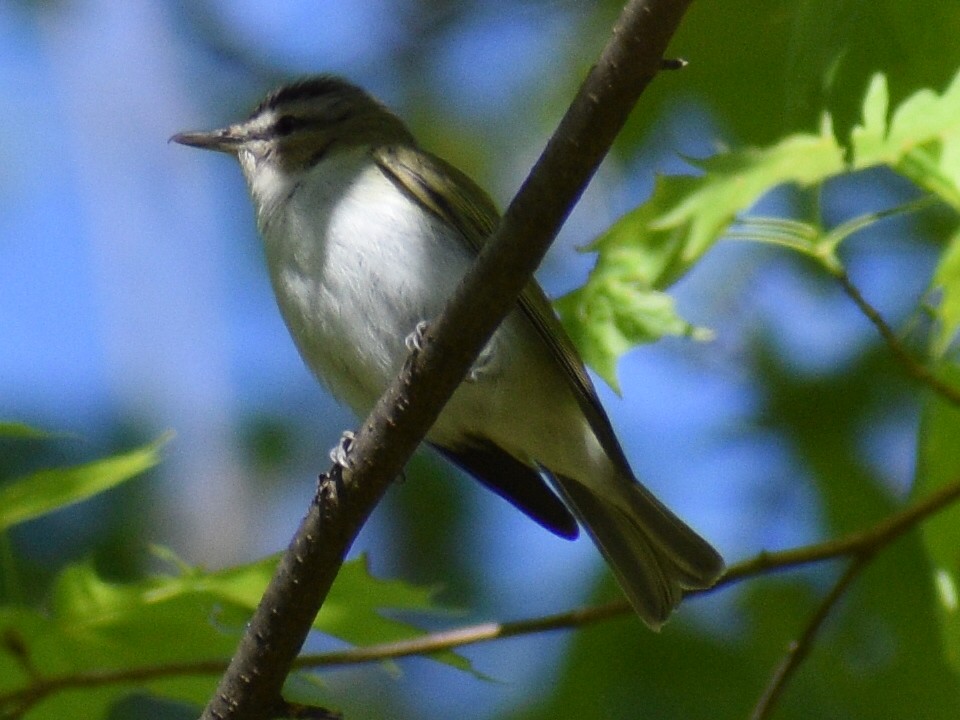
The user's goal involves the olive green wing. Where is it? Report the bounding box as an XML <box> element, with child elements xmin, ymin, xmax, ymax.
<box><xmin>373</xmin><ymin>144</ymin><xmax>634</xmax><ymax>480</ymax></box>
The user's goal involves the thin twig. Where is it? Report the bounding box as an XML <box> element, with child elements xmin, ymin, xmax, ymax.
<box><xmin>294</xmin><ymin>601</ymin><xmax>629</xmax><ymax>668</ymax></box>
<box><xmin>734</xmin><ymin>469</ymin><xmax>960</xmax><ymax>718</ymax></box>
<box><xmin>6</xmin><ymin>477</ymin><xmax>959</xmax><ymax>716</ymax></box>
<box><xmin>833</xmin><ymin>268</ymin><xmax>960</xmax><ymax>407</ymax></box>
<box><xmin>714</xmin><ymin>474</ymin><xmax>960</xmax><ymax>588</ymax></box>
<box><xmin>749</xmin><ymin>555</ymin><xmax>871</xmax><ymax>720</ymax></box>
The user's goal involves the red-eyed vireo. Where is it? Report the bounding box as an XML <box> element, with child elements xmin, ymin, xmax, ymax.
<box><xmin>173</xmin><ymin>76</ymin><xmax>723</xmax><ymax>628</ymax></box>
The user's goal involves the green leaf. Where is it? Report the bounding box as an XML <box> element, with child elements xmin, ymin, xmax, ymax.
<box><xmin>848</xmin><ymin>73</ymin><xmax>891</xmax><ymax>167</ymax></box>
<box><xmin>321</xmin><ymin>555</ymin><xmax>442</xmax><ymax>637</ymax></box>
<box><xmin>0</xmin><ymin>435</ymin><xmax>167</xmax><ymax>532</ymax></box>
<box><xmin>558</xmin><ymin>119</ymin><xmax>844</xmax><ymax>387</ymax></box>
<box><xmin>915</xmin><ymin>366</ymin><xmax>960</xmax><ymax>674</ymax></box>
<box><xmin>560</xmin><ymin>69</ymin><xmax>960</xmax><ymax>387</ymax></box>
<box><xmin>556</xmin><ymin>279</ymin><xmax>700</xmax><ymax>392</ymax></box>
<box><xmin>655</xmin><ymin>120</ymin><xmax>845</xmax><ymax>263</ymax></box>
<box><xmin>52</xmin><ymin>551</ymin><xmax>452</xmax><ymax>650</ymax></box>
<box><xmin>0</xmin><ymin>553</ymin><xmax>463</xmax><ymax>715</ymax></box>
<box><xmin>851</xmin><ymin>70</ymin><xmax>960</xmax><ymax>208</ymax></box>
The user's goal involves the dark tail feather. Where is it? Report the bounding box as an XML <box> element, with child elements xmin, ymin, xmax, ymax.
<box><xmin>552</xmin><ymin>473</ymin><xmax>724</xmax><ymax>629</ymax></box>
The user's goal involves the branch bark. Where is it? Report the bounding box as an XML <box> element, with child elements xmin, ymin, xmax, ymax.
<box><xmin>199</xmin><ymin>1</ymin><xmax>695</xmax><ymax>718</ymax></box>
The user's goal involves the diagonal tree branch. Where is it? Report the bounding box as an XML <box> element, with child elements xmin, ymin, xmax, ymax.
<box><xmin>199</xmin><ymin>1</ymin><xmax>696</xmax><ymax>718</ymax></box>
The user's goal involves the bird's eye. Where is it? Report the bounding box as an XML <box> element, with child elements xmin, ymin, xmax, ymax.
<box><xmin>273</xmin><ymin>114</ymin><xmax>298</xmax><ymax>136</ymax></box>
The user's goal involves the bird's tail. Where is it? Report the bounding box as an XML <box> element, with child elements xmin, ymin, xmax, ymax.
<box><xmin>552</xmin><ymin>473</ymin><xmax>724</xmax><ymax>629</ymax></box>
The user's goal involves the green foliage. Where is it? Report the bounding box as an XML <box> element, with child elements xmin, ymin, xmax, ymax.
<box><xmin>516</xmin><ymin>542</ymin><xmax>959</xmax><ymax>720</ymax></box>
<box><xmin>0</xmin><ymin>551</ymin><xmax>454</xmax><ymax>717</ymax></box>
<box><xmin>0</xmin><ymin>434</ymin><xmax>456</xmax><ymax>717</ymax></box>
<box><xmin>559</xmin><ymin>69</ymin><xmax>960</xmax><ymax>389</ymax></box>
<box><xmin>934</xmin><ymin>231</ymin><xmax>960</xmax><ymax>358</ymax></box>
<box><xmin>542</xmin><ymin>59</ymin><xmax>960</xmax><ymax>720</ymax></box>
<box><xmin>557</xmin><ymin>120</ymin><xmax>845</xmax><ymax>388</ymax></box>
<box><xmin>851</xmin><ymin>72</ymin><xmax>960</xmax><ymax>207</ymax></box>
<box><xmin>607</xmin><ymin>0</ymin><xmax>960</xmax><ymax>146</ymax></box>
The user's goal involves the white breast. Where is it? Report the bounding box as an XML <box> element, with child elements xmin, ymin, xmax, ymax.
<box><xmin>257</xmin><ymin>149</ymin><xmax>473</xmax><ymax>415</ymax></box>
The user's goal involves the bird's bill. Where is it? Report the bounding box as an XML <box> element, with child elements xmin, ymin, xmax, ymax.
<box><xmin>170</xmin><ymin>126</ymin><xmax>243</xmax><ymax>154</ymax></box>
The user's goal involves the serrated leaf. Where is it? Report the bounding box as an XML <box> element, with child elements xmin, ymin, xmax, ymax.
<box><xmin>0</xmin><ymin>435</ymin><xmax>168</xmax><ymax>532</ymax></box>
<box><xmin>848</xmin><ymin>74</ymin><xmax>890</xmax><ymax>166</ymax></box>
<box><xmin>555</xmin><ymin>281</ymin><xmax>696</xmax><ymax>391</ymax></box>
<box><xmin>852</xmin><ymin>70</ymin><xmax>960</xmax><ymax>208</ymax></box>
<box><xmin>320</xmin><ymin>555</ymin><xmax>447</xmax><ymax>643</ymax></box>
<box><xmin>53</xmin><ymin>552</ymin><xmax>452</xmax><ymax>649</ymax></box>
<box><xmin>558</xmin><ymin>120</ymin><xmax>844</xmax><ymax>387</ymax></box>
<box><xmin>2</xmin><ymin>553</ymin><xmax>467</xmax><ymax>714</ymax></box>
<box><xmin>655</xmin><ymin>120</ymin><xmax>846</xmax><ymax>262</ymax></box>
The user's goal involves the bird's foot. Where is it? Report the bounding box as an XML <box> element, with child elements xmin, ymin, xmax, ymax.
<box><xmin>405</xmin><ymin>320</ymin><xmax>430</xmax><ymax>353</ymax></box>
<box><xmin>329</xmin><ymin>430</ymin><xmax>355</xmax><ymax>469</ymax></box>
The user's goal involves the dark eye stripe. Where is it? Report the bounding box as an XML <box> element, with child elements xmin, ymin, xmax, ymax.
<box><xmin>273</xmin><ymin>114</ymin><xmax>302</xmax><ymax>136</ymax></box>
<box><xmin>270</xmin><ymin>108</ymin><xmax>354</xmax><ymax>138</ymax></box>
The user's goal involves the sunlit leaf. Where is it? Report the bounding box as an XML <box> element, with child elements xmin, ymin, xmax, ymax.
<box><xmin>932</xmin><ymin>228</ymin><xmax>960</xmax><ymax>358</ymax></box>
<box><xmin>558</xmin><ymin>118</ymin><xmax>844</xmax><ymax>388</ymax></box>
<box><xmin>600</xmin><ymin>0</ymin><xmax>960</xmax><ymax>149</ymax></box>
<box><xmin>0</xmin><ymin>554</ymin><xmax>464</xmax><ymax>716</ymax></box>
<box><xmin>851</xmin><ymin>72</ymin><xmax>960</xmax><ymax>208</ymax></box>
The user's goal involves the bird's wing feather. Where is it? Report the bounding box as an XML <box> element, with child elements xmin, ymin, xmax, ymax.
<box><xmin>433</xmin><ymin>441</ymin><xmax>578</xmax><ymax>539</ymax></box>
<box><xmin>373</xmin><ymin>144</ymin><xmax>633</xmax><ymax>478</ymax></box>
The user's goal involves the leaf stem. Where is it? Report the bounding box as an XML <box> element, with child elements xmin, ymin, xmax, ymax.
<box><xmin>832</xmin><ymin>268</ymin><xmax>960</xmax><ymax>406</ymax></box>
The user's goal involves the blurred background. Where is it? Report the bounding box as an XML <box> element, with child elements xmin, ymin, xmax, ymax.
<box><xmin>2</xmin><ymin>1</ymin><xmax>959</xmax><ymax>718</ymax></box>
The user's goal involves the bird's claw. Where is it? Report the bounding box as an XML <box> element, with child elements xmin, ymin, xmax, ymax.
<box><xmin>467</xmin><ymin>341</ymin><xmax>496</xmax><ymax>382</ymax></box>
<box><xmin>405</xmin><ymin>320</ymin><xmax>430</xmax><ymax>353</ymax></box>
<box><xmin>329</xmin><ymin>430</ymin><xmax>355</xmax><ymax>469</ymax></box>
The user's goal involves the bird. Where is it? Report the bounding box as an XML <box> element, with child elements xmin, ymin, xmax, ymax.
<box><xmin>172</xmin><ymin>76</ymin><xmax>723</xmax><ymax>628</ymax></box>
